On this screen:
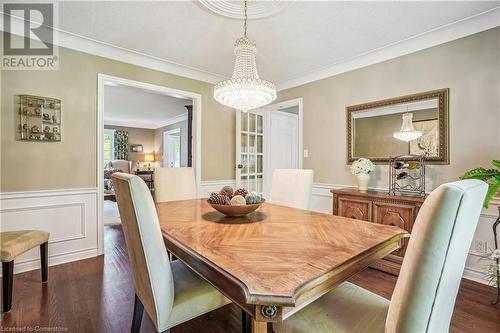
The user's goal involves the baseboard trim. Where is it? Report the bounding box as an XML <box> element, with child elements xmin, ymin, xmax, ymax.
<box><xmin>463</xmin><ymin>267</ymin><xmax>490</xmax><ymax>285</ymax></box>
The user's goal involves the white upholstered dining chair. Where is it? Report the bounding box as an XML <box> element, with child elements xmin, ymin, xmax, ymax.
<box><xmin>154</xmin><ymin>167</ymin><xmax>197</xmax><ymax>203</ymax></box>
<box><xmin>112</xmin><ymin>173</ymin><xmax>231</xmax><ymax>333</ymax></box>
<box><xmin>274</xmin><ymin>179</ymin><xmax>487</xmax><ymax>333</ymax></box>
<box><xmin>269</xmin><ymin>169</ymin><xmax>314</xmax><ymax>210</ymax></box>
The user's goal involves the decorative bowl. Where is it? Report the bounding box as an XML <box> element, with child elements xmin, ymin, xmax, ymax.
<box><xmin>207</xmin><ymin>199</ymin><xmax>265</xmax><ymax>217</ymax></box>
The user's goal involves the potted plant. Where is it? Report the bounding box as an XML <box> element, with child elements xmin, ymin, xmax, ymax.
<box><xmin>350</xmin><ymin>158</ymin><xmax>375</xmax><ymax>192</ymax></box>
<box><xmin>461</xmin><ymin>159</ymin><xmax>500</xmax><ymax>304</ymax></box>
<box><xmin>460</xmin><ymin>159</ymin><xmax>500</xmax><ymax>208</ymax></box>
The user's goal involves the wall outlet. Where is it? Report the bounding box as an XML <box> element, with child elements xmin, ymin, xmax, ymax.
<box><xmin>473</xmin><ymin>240</ymin><xmax>488</xmax><ymax>254</ymax></box>
<box><xmin>303</xmin><ymin>149</ymin><xmax>309</xmax><ymax>158</ymax></box>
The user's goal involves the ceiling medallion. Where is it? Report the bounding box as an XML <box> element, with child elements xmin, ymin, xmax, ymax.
<box><xmin>199</xmin><ymin>0</ymin><xmax>285</xmax><ymax>20</ymax></box>
<box><xmin>213</xmin><ymin>0</ymin><xmax>277</xmax><ymax>112</ymax></box>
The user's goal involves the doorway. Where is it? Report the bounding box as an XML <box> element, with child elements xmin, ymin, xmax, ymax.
<box><xmin>267</xmin><ymin>109</ymin><xmax>299</xmax><ymax>174</ymax></box>
<box><xmin>96</xmin><ymin>74</ymin><xmax>202</xmax><ymax>255</ymax></box>
<box><xmin>235</xmin><ymin>98</ymin><xmax>303</xmax><ymax>198</ymax></box>
<box><xmin>163</xmin><ymin>129</ymin><xmax>181</xmax><ymax>168</ymax></box>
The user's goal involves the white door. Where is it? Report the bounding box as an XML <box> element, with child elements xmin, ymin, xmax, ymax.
<box><xmin>163</xmin><ymin>129</ymin><xmax>181</xmax><ymax>168</ymax></box>
<box><xmin>264</xmin><ymin>111</ymin><xmax>299</xmax><ymax>196</ymax></box>
<box><xmin>236</xmin><ymin>110</ymin><xmax>264</xmax><ymax>193</ymax></box>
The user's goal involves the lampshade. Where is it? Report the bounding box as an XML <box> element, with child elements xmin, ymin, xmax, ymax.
<box><xmin>144</xmin><ymin>154</ymin><xmax>155</xmax><ymax>162</ymax></box>
<box><xmin>393</xmin><ymin>113</ymin><xmax>422</xmax><ymax>142</ymax></box>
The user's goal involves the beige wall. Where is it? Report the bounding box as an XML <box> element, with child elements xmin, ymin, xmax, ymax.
<box><xmin>104</xmin><ymin>125</ymin><xmax>155</xmax><ymax>163</ymax></box>
<box><xmin>2</xmin><ymin>28</ymin><xmax>499</xmax><ymax>192</ymax></box>
<box><xmin>1</xmin><ymin>36</ymin><xmax>235</xmax><ymax>191</ymax></box>
<box><xmin>276</xmin><ymin>27</ymin><xmax>500</xmax><ymax>190</ymax></box>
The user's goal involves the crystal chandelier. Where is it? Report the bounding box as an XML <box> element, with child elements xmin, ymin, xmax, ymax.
<box><xmin>213</xmin><ymin>0</ymin><xmax>276</xmax><ymax>112</ymax></box>
<box><xmin>393</xmin><ymin>112</ymin><xmax>423</xmax><ymax>142</ymax></box>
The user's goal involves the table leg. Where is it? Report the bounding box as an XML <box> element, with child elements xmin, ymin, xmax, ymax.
<box><xmin>251</xmin><ymin>318</ymin><xmax>268</xmax><ymax>333</ymax></box>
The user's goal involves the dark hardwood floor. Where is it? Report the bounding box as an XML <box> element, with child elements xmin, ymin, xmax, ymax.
<box><xmin>1</xmin><ymin>225</ymin><xmax>498</xmax><ymax>332</ymax></box>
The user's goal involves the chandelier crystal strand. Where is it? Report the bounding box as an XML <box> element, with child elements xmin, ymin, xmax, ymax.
<box><xmin>213</xmin><ymin>0</ymin><xmax>277</xmax><ymax>112</ymax></box>
<box><xmin>393</xmin><ymin>113</ymin><xmax>423</xmax><ymax>142</ymax></box>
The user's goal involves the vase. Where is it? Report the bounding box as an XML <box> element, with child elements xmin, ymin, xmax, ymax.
<box><xmin>356</xmin><ymin>173</ymin><xmax>370</xmax><ymax>192</ymax></box>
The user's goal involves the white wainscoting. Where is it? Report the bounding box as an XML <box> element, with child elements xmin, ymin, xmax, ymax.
<box><xmin>199</xmin><ymin>180</ymin><xmax>236</xmax><ymax>198</ymax></box>
<box><xmin>201</xmin><ymin>180</ymin><xmax>498</xmax><ymax>285</ymax></box>
<box><xmin>0</xmin><ymin>188</ymin><xmax>99</xmax><ymax>276</ymax></box>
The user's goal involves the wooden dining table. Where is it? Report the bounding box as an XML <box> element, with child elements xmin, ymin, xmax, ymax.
<box><xmin>157</xmin><ymin>199</ymin><xmax>409</xmax><ymax>333</ymax></box>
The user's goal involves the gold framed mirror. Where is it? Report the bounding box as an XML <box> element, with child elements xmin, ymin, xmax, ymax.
<box><xmin>346</xmin><ymin>88</ymin><xmax>449</xmax><ymax>164</ymax></box>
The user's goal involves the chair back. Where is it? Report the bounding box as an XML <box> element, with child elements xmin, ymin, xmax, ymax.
<box><xmin>110</xmin><ymin>160</ymin><xmax>132</xmax><ymax>174</ymax></box>
<box><xmin>154</xmin><ymin>167</ymin><xmax>197</xmax><ymax>202</ymax></box>
<box><xmin>269</xmin><ymin>169</ymin><xmax>314</xmax><ymax>209</ymax></box>
<box><xmin>386</xmin><ymin>180</ymin><xmax>487</xmax><ymax>333</ymax></box>
<box><xmin>112</xmin><ymin>172</ymin><xmax>174</xmax><ymax>331</ymax></box>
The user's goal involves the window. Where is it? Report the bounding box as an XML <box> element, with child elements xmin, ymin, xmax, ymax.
<box><xmin>103</xmin><ymin>129</ymin><xmax>115</xmax><ymax>167</ymax></box>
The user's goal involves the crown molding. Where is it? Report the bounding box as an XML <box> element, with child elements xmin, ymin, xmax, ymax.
<box><xmin>276</xmin><ymin>6</ymin><xmax>500</xmax><ymax>91</ymax></box>
<box><xmin>58</xmin><ymin>31</ymin><xmax>224</xmax><ymax>84</ymax></box>
<box><xmin>104</xmin><ymin>113</ymin><xmax>188</xmax><ymax>130</ymax></box>
<box><xmin>155</xmin><ymin>113</ymin><xmax>189</xmax><ymax>129</ymax></box>
<box><xmin>1</xmin><ymin>13</ymin><xmax>224</xmax><ymax>84</ymax></box>
<box><xmin>2</xmin><ymin>7</ymin><xmax>499</xmax><ymax>90</ymax></box>
<box><xmin>103</xmin><ymin>119</ymin><xmax>159</xmax><ymax>130</ymax></box>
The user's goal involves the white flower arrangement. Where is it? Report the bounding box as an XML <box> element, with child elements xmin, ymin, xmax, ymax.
<box><xmin>484</xmin><ymin>249</ymin><xmax>500</xmax><ymax>287</ymax></box>
<box><xmin>351</xmin><ymin>158</ymin><xmax>375</xmax><ymax>175</ymax></box>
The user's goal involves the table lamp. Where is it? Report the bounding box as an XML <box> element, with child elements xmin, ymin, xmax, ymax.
<box><xmin>144</xmin><ymin>154</ymin><xmax>155</xmax><ymax>170</ymax></box>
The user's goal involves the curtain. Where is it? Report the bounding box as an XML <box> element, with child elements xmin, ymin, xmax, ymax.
<box><xmin>114</xmin><ymin>130</ymin><xmax>129</xmax><ymax>160</ymax></box>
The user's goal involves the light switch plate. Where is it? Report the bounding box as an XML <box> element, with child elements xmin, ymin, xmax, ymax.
<box><xmin>303</xmin><ymin>149</ymin><xmax>309</xmax><ymax>158</ymax></box>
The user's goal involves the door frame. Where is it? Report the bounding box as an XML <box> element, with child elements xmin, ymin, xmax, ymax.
<box><xmin>264</xmin><ymin>110</ymin><xmax>300</xmax><ymax>197</ymax></box>
<box><xmin>261</xmin><ymin>98</ymin><xmax>303</xmax><ymax>196</ymax></box>
<box><xmin>263</xmin><ymin>98</ymin><xmax>303</xmax><ymax>169</ymax></box>
<box><xmin>97</xmin><ymin>73</ymin><xmax>202</xmax><ymax>255</ymax></box>
<box><xmin>163</xmin><ymin>128</ymin><xmax>181</xmax><ymax>168</ymax></box>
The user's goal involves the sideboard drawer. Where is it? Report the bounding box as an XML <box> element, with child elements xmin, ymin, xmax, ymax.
<box><xmin>331</xmin><ymin>188</ymin><xmax>425</xmax><ymax>276</ymax></box>
<box><xmin>338</xmin><ymin>198</ymin><xmax>372</xmax><ymax>221</ymax></box>
<box><xmin>373</xmin><ymin>203</ymin><xmax>416</xmax><ymax>257</ymax></box>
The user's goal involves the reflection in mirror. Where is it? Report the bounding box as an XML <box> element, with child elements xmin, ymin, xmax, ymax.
<box><xmin>353</xmin><ymin>99</ymin><xmax>438</xmax><ymax>158</ymax></box>
<box><xmin>347</xmin><ymin>89</ymin><xmax>448</xmax><ymax>164</ymax></box>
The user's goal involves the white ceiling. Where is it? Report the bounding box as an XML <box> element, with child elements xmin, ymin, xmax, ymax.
<box><xmin>103</xmin><ymin>83</ymin><xmax>192</xmax><ymax>129</ymax></box>
<box><xmin>57</xmin><ymin>1</ymin><xmax>500</xmax><ymax>87</ymax></box>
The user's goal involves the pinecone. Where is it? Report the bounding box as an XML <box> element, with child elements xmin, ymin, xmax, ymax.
<box><xmin>208</xmin><ymin>193</ymin><xmax>230</xmax><ymax>205</ymax></box>
<box><xmin>234</xmin><ymin>188</ymin><xmax>248</xmax><ymax>198</ymax></box>
<box><xmin>219</xmin><ymin>186</ymin><xmax>234</xmax><ymax>198</ymax></box>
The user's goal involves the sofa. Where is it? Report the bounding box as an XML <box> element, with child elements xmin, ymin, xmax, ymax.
<box><xmin>104</xmin><ymin>160</ymin><xmax>133</xmax><ymax>198</ymax></box>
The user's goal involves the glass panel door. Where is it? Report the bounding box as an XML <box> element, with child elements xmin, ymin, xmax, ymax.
<box><xmin>236</xmin><ymin>109</ymin><xmax>264</xmax><ymax>194</ymax></box>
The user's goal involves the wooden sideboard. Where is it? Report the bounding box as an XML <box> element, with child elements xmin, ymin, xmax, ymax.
<box><xmin>331</xmin><ymin>188</ymin><xmax>425</xmax><ymax>275</ymax></box>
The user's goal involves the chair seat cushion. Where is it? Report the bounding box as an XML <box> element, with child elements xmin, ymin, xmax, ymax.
<box><xmin>0</xmin><ymin>230</ymin><xmax>49</xmax><ymax>262</ymax></box>
<box><xmin>164</xmin><ymin>260</ymin><xmax>231</xmax><ymax>329</ymax></box>
<box><xmin>274</xmin><ymin>282</ymin><xmax>389</xmax><ymax>333</ymax></box>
